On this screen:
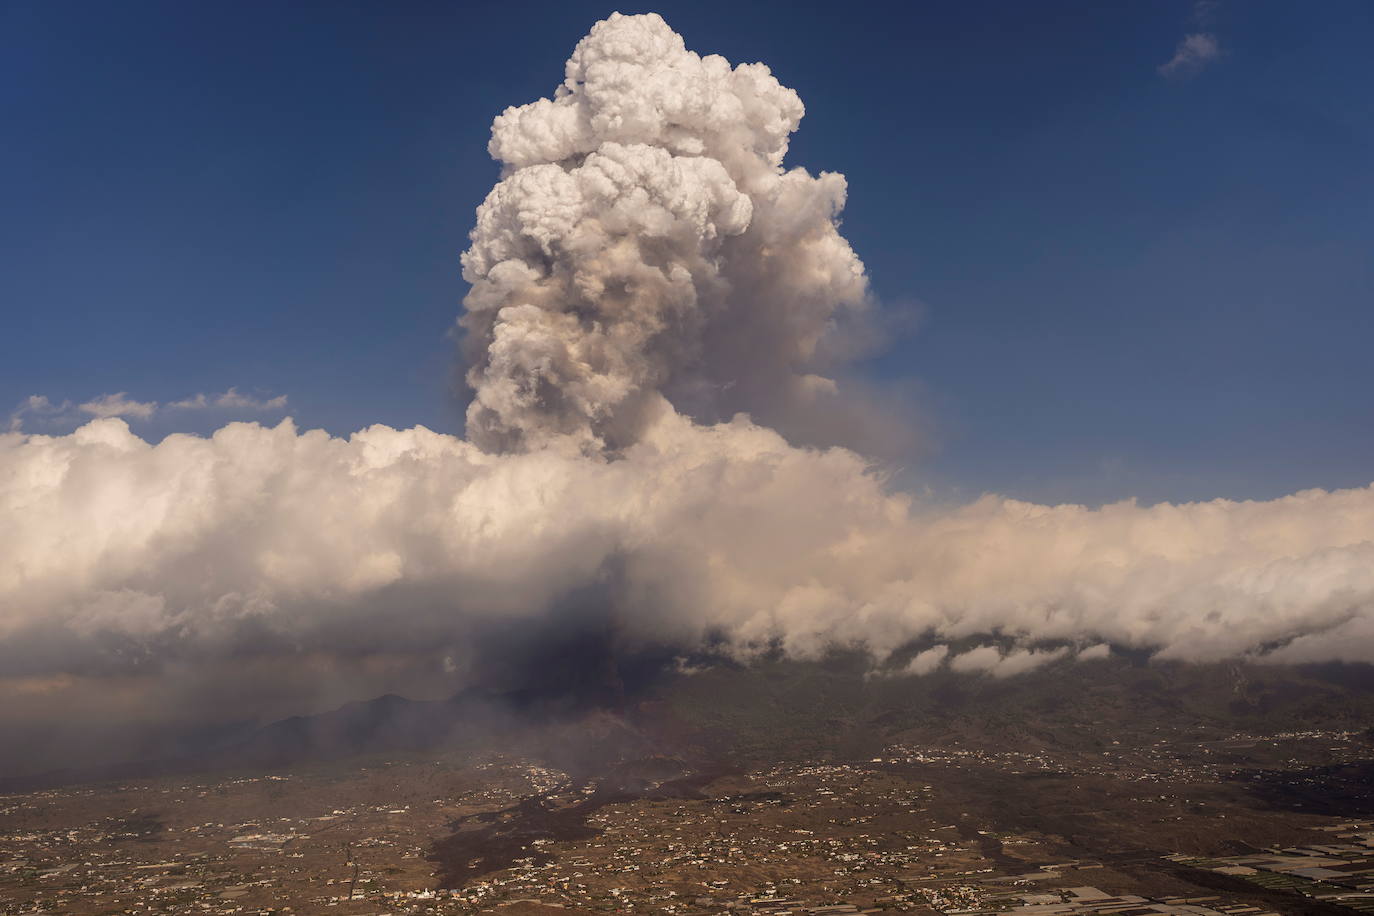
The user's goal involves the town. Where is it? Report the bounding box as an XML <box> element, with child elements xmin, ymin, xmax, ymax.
<box><xmin>4</xmin><ymin>724</ymin><xmax>1371</xmax><ymax>915</ymax></box>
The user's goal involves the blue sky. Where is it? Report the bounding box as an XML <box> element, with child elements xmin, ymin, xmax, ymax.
<box><xmin>3</xmin><ymin>0</ymin><xmax>1370</xmax><ymax>505</ymax></box>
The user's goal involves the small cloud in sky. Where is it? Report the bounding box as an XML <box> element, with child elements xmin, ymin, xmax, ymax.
<box><xmin>78</xmin><ymin>392</ymin><xmax>158</xmax><ymax>420</ymax></box>
<box><xmin>7</xmin><ymin>388</ymin><xmax>287</xmax><ymax>433</ymax></box>
<box><xmin>1159</xmin><ymin>32</ymin><xmax>1221</xmax><ymax>79</ymax></box>
<box><xmin>169</xmin><ymin>388</ymin><xmax>288</xmax><ymax>411</ymax></box>
<box><xmin>5</xmin><ymin>395</ymin><xmax>68</xmax><ymax>432</ymax></box>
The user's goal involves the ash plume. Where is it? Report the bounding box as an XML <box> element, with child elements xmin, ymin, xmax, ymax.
<box><xmin>1</xmin><ymin>13</ymin><xmax>1373</xmax><ymax>767</ymax></box>
<box><xmin>460</xmin><ymin>12</ymin><xmax>868</xmax><ymax>453</ymax></box>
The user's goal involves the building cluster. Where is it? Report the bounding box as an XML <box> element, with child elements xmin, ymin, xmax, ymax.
<box><xmin>882</xmin><ymin>728</ymin><xmax>1363</xmax><ymax>786</ymax></box>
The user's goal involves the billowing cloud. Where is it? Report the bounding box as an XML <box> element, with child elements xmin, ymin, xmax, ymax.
<box><xmin>4</xmin><ymin>412</ymin><xmax>1374</xmax><ymax>680</ymax></box>
<box><xmin>460</xmin><ymin>12</ymin><xmax>869</xmax><ymax>453</ymax></box>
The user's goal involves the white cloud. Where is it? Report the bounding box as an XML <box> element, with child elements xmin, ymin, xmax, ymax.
<box><xmin>904</xmin><ymin>645</ymin><xmax>950</xmax><ymax>676</ymax></box>
<box><xmin>948</xmin><ymin>646</ymin><xmax>1002</xmax><ymax>674</ymax></box>
<box><xmin>8</xmin><ymin>388</ymin><xmax>288</xmax><ymax>433</ymax></box>
<box><xmin>169</xmin><ymin>388</ymin><xmax>288</xmax><ymax>411</ymax></box>
<box><xmin>6</xmin><ymin>395</ymin><xmax>69</xmax><ymax>432</ymax></box>
<box><xmin>947</xmin><ymin>646</ymin><xmax>1070</xmax><ymax>678</ymax></box>
<box><xmin>4</xmin><ymin>408</ymin><xmax>1374</xmax><ymax>681</ymax></box>
<box><xmin>994</xmin><ymin>647</ymin><xmax>1070</xmax><ymax>678</ymax></box>
<box><xmin>1159</xmin><ymin>32</ymin><xmax>1221</xmax><ymax>78</ymax></box>
<box><xmin>78</xmin><ymin>392</ymin><xmax>157</xmax><ymax>420</ymax></box>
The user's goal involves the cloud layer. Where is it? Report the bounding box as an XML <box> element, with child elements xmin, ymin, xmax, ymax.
<box><xmin>4</xmin><ymin>410</ymin><xmax>1374</xmax><ymax>684</ymax></box>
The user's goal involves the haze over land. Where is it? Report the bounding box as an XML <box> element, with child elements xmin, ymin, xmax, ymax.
<box><xmin>2</xmin><ymin>12</ymin><xmax>1373</xmax><ymax>772</ymax></box>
